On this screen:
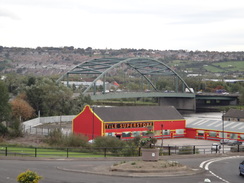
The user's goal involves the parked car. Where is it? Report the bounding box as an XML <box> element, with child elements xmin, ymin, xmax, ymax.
<box><xmin>220</xmin><ymin>139</ymin><xmax>242</xmax><ymax>146</ymax></box>
<box><xmin>220</xmin><ymin>139</ymin><xmax>229</xmax><ymax>144</ymax></box>
<box><xmin>211</xmin><ymin>143</ymin><xmax>221</xmax><ymax>152</ymax></box>
<box><xmin>227</xmin><ymin>140</ymin><xmax>242</xmax><ymax>146</ymax></box>
<box><xmin>239</xmin><ymin>160</ymin><xmax>244</xmax><ymax>176</ymax></box>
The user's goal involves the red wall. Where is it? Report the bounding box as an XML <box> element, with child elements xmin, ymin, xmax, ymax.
<box><xmin>104</xmin><ymin>120</ymin><xmax>186</xmax><ymax>139</ymax></box>
<box><xmin>185</xmin><ymin>128</ymin><xmax>196</xmax><ymax>138</ymax></box>
<box><xmin>154</xmin><ymin>120</ymin><xmax>185</xmax><ymax>130</ymax></box>
<box><xmin>72</xmin><ymin>106</ymin><xmax>102</xmax><ymax>140</ymax></box>
<box><xmin>73</xmin><ymin>105</ymin><xmax>186</xmax><ymax>140</ymax></box>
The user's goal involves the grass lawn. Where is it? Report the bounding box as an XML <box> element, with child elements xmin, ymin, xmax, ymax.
<box><xmin>212</xmin><ymin>61</ymin><xmax>244</xmax><ymax>72</ymax></box>
<box><xmin>203</xmin><ymin>65</ymin><xmax>225</xmax><ymax>72</ymax></box>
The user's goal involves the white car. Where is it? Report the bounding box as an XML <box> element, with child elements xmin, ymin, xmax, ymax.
<box><xmin>211</xmin><ymin>143</ymin><xmax>221</xmax><ymax>152</ymax></box>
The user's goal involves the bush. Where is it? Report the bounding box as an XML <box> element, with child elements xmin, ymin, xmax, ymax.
<box><xmin>17</xmin><ymin>170</ymin><xmax>42</xmax><ymax>183</ymax></box>
<box><xmin>92</xmin><ymin>136</ymin><xmax>125</xmax><ymax>154</ymax></box>
<box><xmin>63</xmin><ymin>133</ymin><xmax>88</xmax><ymax>147</ymax></box>
<box><xmin>45</xmin><ymin>129</ymin><xmax>89</xmax><ymax>147</ymax></box>
<box><xmin>178</xmin><ymin>145</ymin><xmax>199</xmax><ymax>154</ymax></box>
<box><xmin>140</xmin><ymin>137</ymin><xmax>157</xmax><ymax>148</ymax></box>
<box><xmin>0</xmin><ymin>122</ymin><xmax>8</xmax><ymax>137</ymax></box>
<box><xmin>44</xmin><ymin>128</ymin><xmax>63</xmax><ymax>146</ymax></box>
<box><xmin>8</xmin><ymin>120</ymin><xmax>23</xmax><ymax>138</ymax></box>
<box><xmin>122</xmin><ymin>139</ymin><xmax>139</xmax><ymax>156</ymax></box>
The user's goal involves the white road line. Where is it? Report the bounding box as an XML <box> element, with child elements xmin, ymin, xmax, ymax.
<box><xmin>209</xmin><ymin>170</ymin><xmax>229</xmax><ymax>183</ymax></box>
<box><xmin>200</xmin><ymin>156</ymin><xmax>243</xmax><ymax>183</ymax></box>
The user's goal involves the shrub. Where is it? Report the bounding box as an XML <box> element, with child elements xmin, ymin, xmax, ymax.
<box><xmin>45</xmin><ymin>129</ymin><xmax>88</xmax><ymax>147</ymax></box>
<box><xmin>0</xmin><ymin>122</ymin><xmax>8</xmax><ymax>137</ymax></box>
<box><xmin>44</xmin><ymin>128</ymin><xmax>63</xmax><ymax>146</ymax></box>
<box><xmin>63</xmin><ymin>133</ymin><xmax>88</xmax><ymax>147</ymax></box>
<box><xmin>131</xmin><ymin>135</ymin><xmax>141</xmax><ymax>147</ymax></box>
<box><xmin>8</xmin><ymin>120</ymin><xmax>23</xmax><ymax>138</ymax></box>
<box><xmin>92</xmin><ymin>136</ymin><xmax>125</xmax><ymax>154</ymax></box>
<box><xmin>140</xmin><ymin>137</ymin><xmax>157</xmax><ymax>148</ymax></box>
<box><xmin>122</xmin><ymin>139</ymin><xmax>139</xmax><ymax>156</ymax></box>
<box><xmin>178</xmin><ymin>145</ymin><xmax>199</xmax><ymax>154</ymax></box>
<box><xmin>17</xmin><ymin>170</ymin><xmax>42</xmax><ymax>183</ymax></box>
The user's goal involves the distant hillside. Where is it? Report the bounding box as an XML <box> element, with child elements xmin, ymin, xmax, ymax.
<box><xmin>0</xmin><ymin>46</ymin><xmax>243</xmax><ymax>77</ymax></box>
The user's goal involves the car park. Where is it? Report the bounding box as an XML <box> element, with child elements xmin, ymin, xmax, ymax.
<box><xmin>239</xmin><ymin>160</ymin><xmax>244</xmax><ymax>176</ymax></box>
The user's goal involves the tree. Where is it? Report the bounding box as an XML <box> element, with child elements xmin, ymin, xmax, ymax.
<box><xmin>0</xmin><ymin>81</ymin><xmax>11</xmax><ymax>122</ymax></box>
<box><xmin>239</xmin><ymin>87</ymin><xmax>244</xmax><ymax>105</ymax></box>
<box><xmin>25</xmin><ymin>78</ymin><xmax>74</xmax><ymax>116</ymax></box>
<box><xmin>25</xmin><ymin>84</ymin><xmax>44</xmax><ymax>115</ymax></box>
<box><xmin>10</xmin><ymin>97</ymin><xmax>35</xmax><ymax>121</ymax></box>
<box><xmin>71</xmin><ymin>93</ymin><xmax>92</xmax><ymax>114</ymax></box>
<box><xmin>0</xmin><ymin>123</ymin><xmax>8</xmax><ymax>137</ymax></box>
<box><xmin>4</xmin><ymin>73</ymin><xmax>25</xmax><ymax>95</ymax></box>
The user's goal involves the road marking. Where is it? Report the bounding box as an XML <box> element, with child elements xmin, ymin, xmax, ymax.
<box><xmin>209</xmin><ymin>170</ymin><xmax>229</xmax><ymax>183</ymax></box>
<box><xmin>200</xmin><ymin>156</ymin><xmax>243</xmax><ymax>183</ymax></box>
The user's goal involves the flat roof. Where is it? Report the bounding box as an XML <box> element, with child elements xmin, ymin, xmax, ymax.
<box><xmin>186</xmin><ymin>118</ymin><xmax>244</xmax><ymax>133</ymax></box>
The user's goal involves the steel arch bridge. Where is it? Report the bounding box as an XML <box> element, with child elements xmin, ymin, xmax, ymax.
<box><xmin>57</xmin><ymin>57</ymin><xmax>195</xmax><ymax>100</ymax></box>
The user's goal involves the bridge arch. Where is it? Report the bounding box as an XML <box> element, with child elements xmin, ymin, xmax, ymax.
<box><xmin>57</xmin><ymin>57</ymin><xmax>193</xmax><ymax>95</ymax></box>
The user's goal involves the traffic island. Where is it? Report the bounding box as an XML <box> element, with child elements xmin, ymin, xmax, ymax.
<box><xmin>110</xmin><ymin>160</ymin><xmax>200</xmax><ymax>176</ymax></box>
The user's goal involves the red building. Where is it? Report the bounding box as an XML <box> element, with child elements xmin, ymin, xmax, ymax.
<box><xmin>185</xmin><ymin>115</ymin><xmax>244</xmax><ymax>142</ymax></box>
<box><xmin>72</xmin><ymin>105</ymin><xmax>186</xmax><ymax>140</ymax></box>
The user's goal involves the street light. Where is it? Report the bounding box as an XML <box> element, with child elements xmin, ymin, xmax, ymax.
<box><xmin>92</xmin><ymin>107</ymin><xmax>95</xmax><ymax>139</ymax></box>
<box><xmin>161</xmin><ymin>124</ymin><xmax>164</xmax><ymax>148</ymax></box>
<box><xmin>222</xmin><ymin>111</ymin><xmax>226</xmax><ymax>154</ymax></box>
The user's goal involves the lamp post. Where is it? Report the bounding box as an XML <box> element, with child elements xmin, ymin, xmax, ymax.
<box><xmin>92</xmin><ymin>107</ymin><xmax>95</xmax><ymax>139</ymax></box>
<box><xmin>161</xmin><ymin>124</ymin><xmax>164</xmax><ymax>148</ymax></box>
<box><xmin>222</xmin><ymin>111</ymin><xmax>225</xmax><ymax>154</ymax></box>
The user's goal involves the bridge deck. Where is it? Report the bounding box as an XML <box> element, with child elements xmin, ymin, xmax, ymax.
<box><xmin>90</xmin><ymin>92</ymin><xmax>195</xmax><ymax>100</ymax></box>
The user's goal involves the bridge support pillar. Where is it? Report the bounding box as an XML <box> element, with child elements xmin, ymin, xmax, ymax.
<box><xmin>159</xmin><ymin>97</ymin><xmax>196</xmax><ymax>112</ymax></box>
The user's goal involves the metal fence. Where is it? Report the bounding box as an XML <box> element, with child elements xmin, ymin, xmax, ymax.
<box><xmin>22</xmin><ymin>126</ymin><xmax>71</xmax><ymax>136</ymax></box>
<box><xmin>1</xmin><ymin>144</ymin><xmax>243</xmax><ymax>158</ymax></box>
<box><xmin>22</xmin><ymin>115</ymin><xmax>75</xmax><ymax>136</ymax></box>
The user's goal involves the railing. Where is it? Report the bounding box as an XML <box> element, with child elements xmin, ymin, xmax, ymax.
<box><xmin>1</xmin><ymin>144</ymin><xmax>243</xmax><ymax>158</ymax></box>
<box><xmin>22</xmin><ymin>115</ymin><xmax>75</xmax><ymax>135</ymax></box>
<box><xmin>22</xmin><ymin>126</ymin><xmax>71</xmax><ymax>136</ymax></box>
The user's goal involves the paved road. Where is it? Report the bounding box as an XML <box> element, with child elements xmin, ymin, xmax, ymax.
<box><xmin>1</xmin><ymin>154</ymin><xmax>243</xmax><ymax>183</ymax></box>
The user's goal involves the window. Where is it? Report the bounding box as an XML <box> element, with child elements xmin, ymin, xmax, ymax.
<box><xmin>176</xmin><ymin>129</ymin><xmax>184</xmax><ymax>134</ymax></box>
<box><xmin>198</xmin><ymin>130</ymin><xmax>204</xmax><ymax>136</ymax></box>
<box><xmin>219</xmin><ymin>132</ymin><xmax>227</xmax><ymax>138</ymax></box>
<box><xmin>230</xmin><ymin>133</ymin><xmax>238</xmax><ymax>139</ymax></box>
<box><xmin>122</xmin><ymin>132</ymin><xmax>131</xmax><ymax>137</ymax></box>
<box><xmin>132</xmin><ymin>131</ymin><xmax>140</xmax><ymax>137</ymax></box>
<box><xmin>209</xmin><ymin>131</ymin><xmax>217</xmax><ymax>137</ymax></box>
<box><xmin>154</xmin><ymin>130</ymin><xmax>170</xmax><ymax>136</ymax></box>
<box><xmin>154</xmin><ymin>130</ymin><xmax>161</xmax><ymax>136</ymax></box>
<box><xmin>106</xmin><ymin>133</ymin><xmax>114</xmax><ymax>136</ymax></box>
<box><xmin>206</xmin><ymin>100</ymin><xmax>211</xmax><ymax>104</ymax></box>
<box><xmin>240</xmin><ymin>135</ymin><xmax>244</xmax><ymax>140</ymax></box>
<box><xmin>163</xmin><ymin>130</ymin><xmax>170</xmax><ymax>135</ymax></box>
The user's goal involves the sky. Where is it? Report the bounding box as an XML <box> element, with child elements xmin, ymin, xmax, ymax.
<box><xmin>1</xmin><ymin>0</ymin><xmax>244</xmax><ymax>51</ymax></box>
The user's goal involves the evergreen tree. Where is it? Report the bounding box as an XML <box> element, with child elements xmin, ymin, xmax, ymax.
<box><xmin>0</xmin><ymin>81</ymin><xmax>11</xmax><ymax>122</ymax></box>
